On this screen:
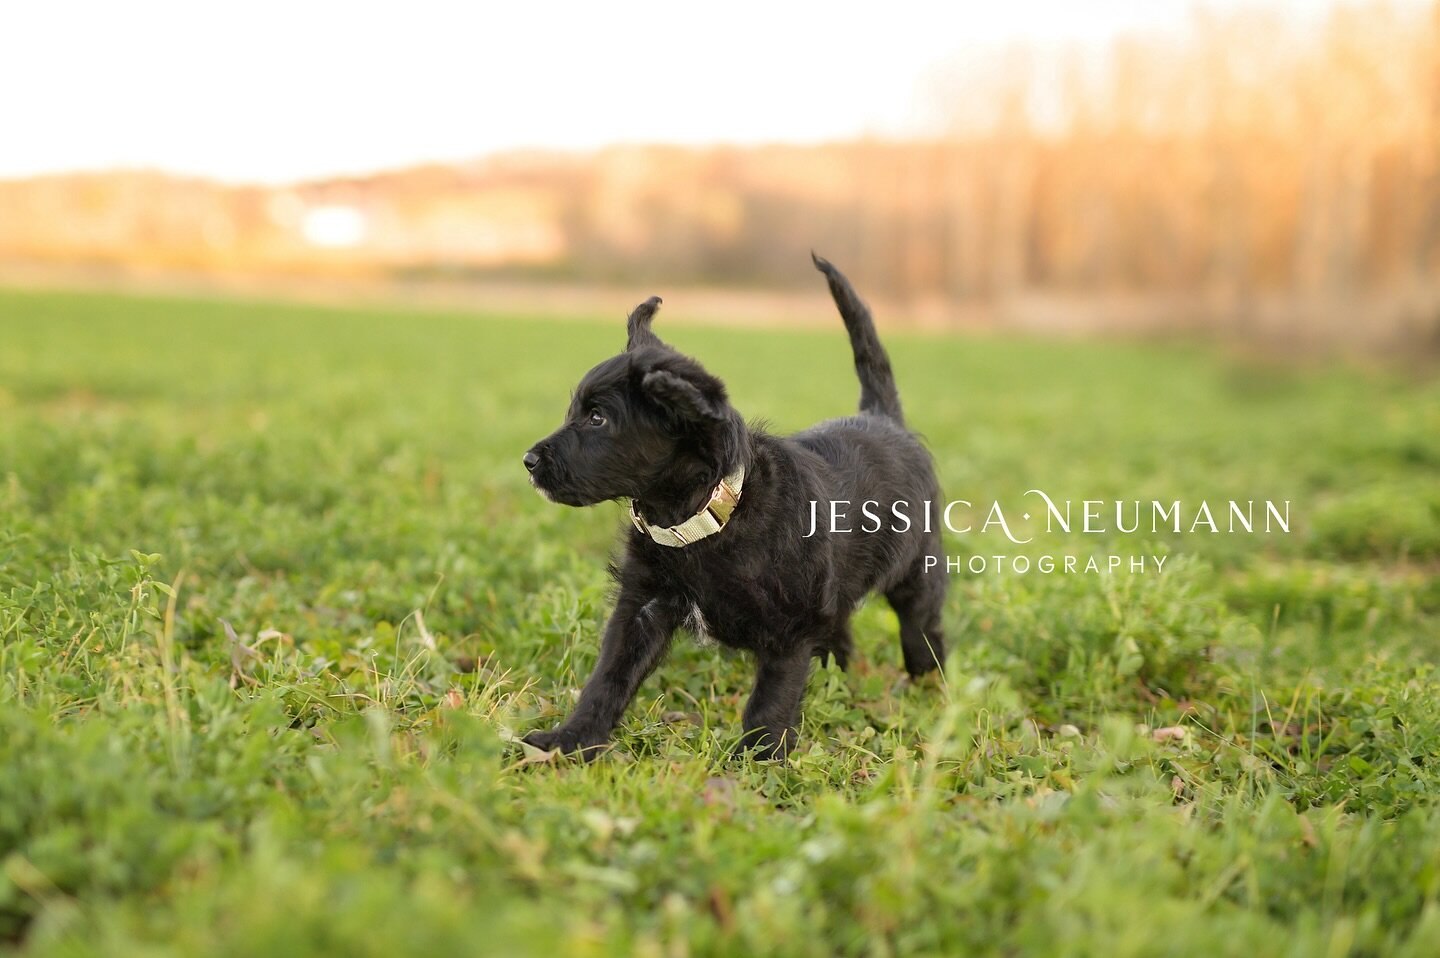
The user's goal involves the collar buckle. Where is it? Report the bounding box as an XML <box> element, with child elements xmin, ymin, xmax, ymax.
<box><xmin>629</xmin><ymin>465</ymin><xmax>746</xmax><ymax>548</ymax></box>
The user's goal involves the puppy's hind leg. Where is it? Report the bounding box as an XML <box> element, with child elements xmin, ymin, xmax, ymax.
<box><xmin>734</xmin><ymin>648</ymin><xmax>812</xmax><ymax>761</ymax></box>
<box><xmin>885</xmin><ymin>557</ymin><xmax>947</xmax><ymax>678</ymax></box>
<box><xmin>816</xmin><ymin>619</ymin><xmax>854</xmax><ymax>671</ymax></box>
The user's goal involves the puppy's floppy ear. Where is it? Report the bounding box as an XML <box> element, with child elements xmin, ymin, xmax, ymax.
<box><xmin>626</xmin><ymin>296</ymin><xmax>665</xmax><ymax>351</ymax></box>
<box><xmin>641</xmin><ymin>368</ymin><xmax>728</xmax><ymax>422</ymax></box>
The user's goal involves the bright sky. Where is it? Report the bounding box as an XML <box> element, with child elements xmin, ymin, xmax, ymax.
<box><xmin>0</xmin><ymin>0</ymin><xmax>1393</xmax><ymax>184</ymax></box>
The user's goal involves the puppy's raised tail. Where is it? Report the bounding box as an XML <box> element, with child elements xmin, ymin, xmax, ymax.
<box><xmin>812</xmin><ymin>252</ymin><xmax>904</xmax><ymax>425</ymax></box>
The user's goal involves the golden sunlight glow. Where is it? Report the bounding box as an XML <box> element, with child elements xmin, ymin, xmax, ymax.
<box><xmin>0</xmin><ymin>0</ymin><xmax>1389</xmax><ymax>182</ymax></box>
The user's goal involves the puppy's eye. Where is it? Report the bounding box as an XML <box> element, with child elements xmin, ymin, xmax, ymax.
<box><xmin>587</xmin><ymin>410</ymin><xmax>607</xmax><ymax>427</ymax></box>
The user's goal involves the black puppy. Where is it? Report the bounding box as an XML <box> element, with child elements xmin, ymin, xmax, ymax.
<box><xmin>523</xmin><ymin>255</ymin><xmax>946</xmax><ymax>760</ymax></box>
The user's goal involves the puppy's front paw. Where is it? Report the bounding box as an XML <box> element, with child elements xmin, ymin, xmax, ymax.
<box><xmin>522</xmin><ymin>725</ymin><xmax>609</xmax><ymax>761</ymax></box>
<box><xmin>731</xmin><ymin>726</ymin><xmax>796</xmax><ymax>763</ymax></box>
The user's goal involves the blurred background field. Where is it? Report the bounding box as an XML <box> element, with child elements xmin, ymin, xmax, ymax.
<box><xmin>6</xmin><ymin>1</ymin><xmax>1440</xmax><ymax>355</ymax></box>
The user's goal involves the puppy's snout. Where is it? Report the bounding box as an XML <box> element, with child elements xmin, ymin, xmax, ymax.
<box><xmin>523</xmin><ymin>449</ymin><xmax>541</xmax><ymax>472</ymax></box>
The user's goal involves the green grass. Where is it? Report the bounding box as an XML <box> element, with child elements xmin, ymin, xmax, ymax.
<box><xmin>2</xmin><ymin>286</ymin><xmax>1440</xmax><ymax>957</ymax></box>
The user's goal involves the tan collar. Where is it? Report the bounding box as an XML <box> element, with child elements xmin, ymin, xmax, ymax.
<box><xmin>630</xmin><ymin>466</ymin><xmax>745</xmax><ymax>548</ymax></box>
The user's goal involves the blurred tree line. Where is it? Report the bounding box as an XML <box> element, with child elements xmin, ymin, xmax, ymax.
<box><xmin>4</xmin><ymin>3</ymin><xmax>1440</xmax><ymax>347</ymax></box>
<box><xmin>562</xmin><ymin>4</ymin><xmax>1440</xmax><ymax>308</ymax></box>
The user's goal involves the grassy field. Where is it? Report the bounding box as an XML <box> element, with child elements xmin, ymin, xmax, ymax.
<box><xmin>2</xmin><ymin>287</ymin><xmax>1440</xmax><ymax>957</ymax></box>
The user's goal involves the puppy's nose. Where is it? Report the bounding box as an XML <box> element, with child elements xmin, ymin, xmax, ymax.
<box><xmin>523</xmin><ymin>450</ymin><xmax>540</xmax><ymax>472</ymax></box>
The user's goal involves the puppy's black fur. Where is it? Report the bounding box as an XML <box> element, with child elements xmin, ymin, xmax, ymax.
<box><xmin>524</xmin><ymin>255</ymin><xmax>946</xmax><ymax>760</ymax></box>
